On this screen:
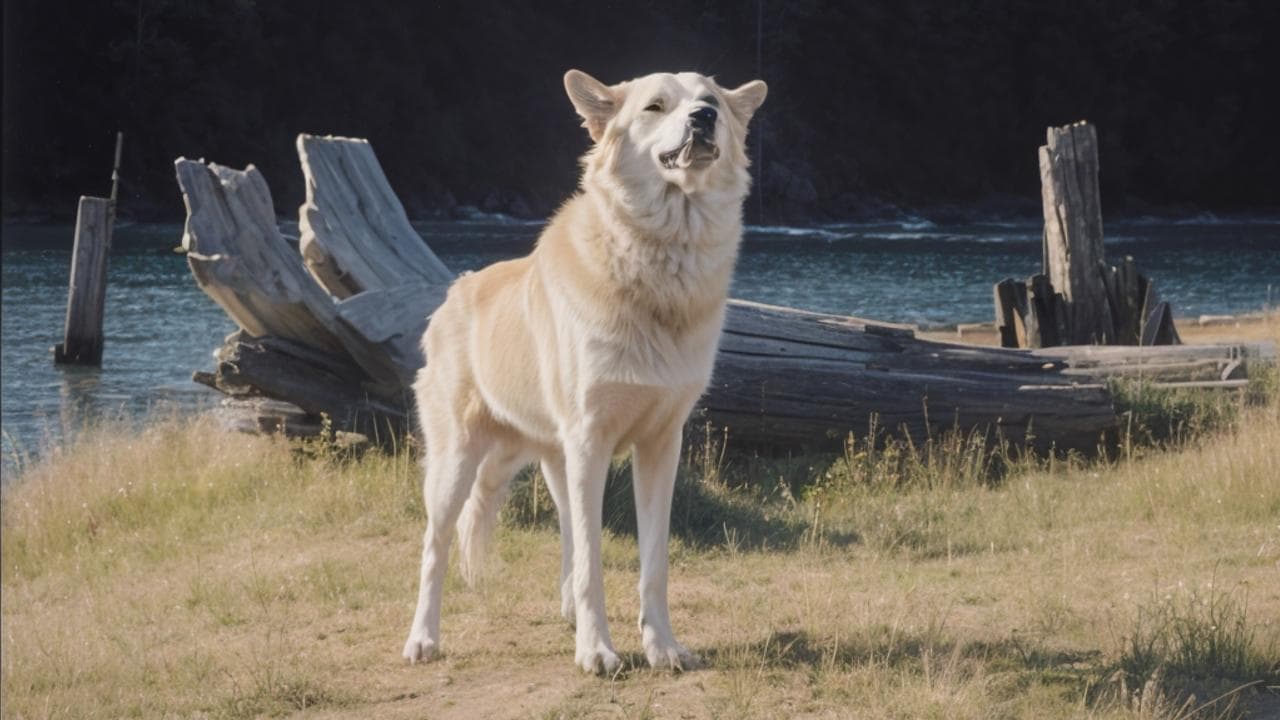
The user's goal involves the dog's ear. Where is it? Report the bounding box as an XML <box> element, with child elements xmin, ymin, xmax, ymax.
<box><xmin>726</xmin><ymin>80</ymin><xmax>768</xmax><ymax>125</ymax></box>
<box><xmin>564</xmin><ymin>70</ymin><xmax>618</xmax><ymax>142</ymax></box>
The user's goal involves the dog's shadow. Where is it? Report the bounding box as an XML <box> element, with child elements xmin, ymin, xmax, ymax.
<box><xmin>508</xmin><ymin>458</ymin><xmax>858</xmax><ymax>552</ymax></box>
<box><xmin>608</xmin><ymin>629</ymin><xmax>1099</xmax><ymax>681</ymax></box>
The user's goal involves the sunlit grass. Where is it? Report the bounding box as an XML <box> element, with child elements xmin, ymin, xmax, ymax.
<box><xmin>3</xmin><ymin>350</ymin><xmax>1278</xmax><ymax>717</ymax></box>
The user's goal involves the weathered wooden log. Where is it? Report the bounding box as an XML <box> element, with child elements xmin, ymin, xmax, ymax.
<box><xmin>177</xmin><ymin>160</ymin><xmax>347</xmax><ymax>352</ymax></box>
<box><xmin>710</xmin><ymin>301</ymin><xmax>1114</xmax><ymax>450</ymax></box>
<box><xmin>192</xmin><ymin>330</ymin><xmax>409</xmax><ymax>440</ymax></box>
<box><xmin>176</xmin><ymin>156</ymin><xmax>433</xmax><ymax>392</ymax></box>
<box><xmin>706</xmin><ymin>353</ymin><xmax>1114</xmax><ymax>450</ymax></box>
<box><xmin>175</xmin><ymin>135</ymin><xmax>1272</xmax><ymax>453</ymax></box>
<box><xmin>1040</xmin><ymin>121</ymin><xmax>1115</xmax><ymax>345</ymax></box>
<box><xmin>1030</xmin><ymin>342</ymin><xmax>1273</xmax><ymax>381</ymax></box>
<box><xmin>332</xmin><ymin>282</ymin><xmax>447</xmax><ymax>387</ymax></box>
<box><xmin>54</xmin><ymin>196</ymin><xmax>112</xmax><ymax>364</ymax></box>
<box><xmin>296</xmin><ymin>134</ymin><xmax>453</xmax><ymax>298</ymax></box>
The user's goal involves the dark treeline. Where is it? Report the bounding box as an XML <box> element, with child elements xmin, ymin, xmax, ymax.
<box><xmin>3</xmin><ymin>1</ymin><xmax>1278</xmax><ymax>224</ymax></box>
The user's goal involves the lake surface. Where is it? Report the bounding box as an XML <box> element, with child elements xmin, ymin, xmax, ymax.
<box><xmin>2</xmin><ymin>217</ymin><xmax>1277</xmax><ymax>475</ymax></box>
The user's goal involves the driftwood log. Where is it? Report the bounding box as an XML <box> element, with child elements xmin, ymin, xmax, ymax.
<box><xmin>177</xmin><ymin>135</ymin><xmax>1274</xmax><ymax>453</ymax></box>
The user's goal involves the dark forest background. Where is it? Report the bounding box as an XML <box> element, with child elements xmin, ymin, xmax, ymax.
<box><xmin>4</xmin><ymin>1</ymin><xmax>1279</xmax><ymax>225</ymax></box>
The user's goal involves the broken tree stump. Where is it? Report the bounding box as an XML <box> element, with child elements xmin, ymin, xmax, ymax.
<box><xmin>997</xmin><ymin>122</ymin><xmax>1179</xmax><ymax>349</ymax></box>
<box><xmin>1041</xmin><ymin>121</ymin><xmax>1114</xmax><ymax>345</ymax></box>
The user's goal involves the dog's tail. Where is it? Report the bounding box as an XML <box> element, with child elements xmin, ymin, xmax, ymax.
<box><xmin>455</xmin><ymin>462</ymin><xmax>515</xmax><ymax>587</ymax></box>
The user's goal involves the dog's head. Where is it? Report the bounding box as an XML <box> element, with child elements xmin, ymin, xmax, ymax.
<box><xmin>565</xmin><ymin>70</ymin><xmax>767</xmax><ymax>197</ymax></box>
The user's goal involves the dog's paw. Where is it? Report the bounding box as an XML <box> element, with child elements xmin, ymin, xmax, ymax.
<box><xmin>644</xmin><ymin>638</ymin><xmax>699</xmax><ymax>672</ymax></box>
<box><xmin>575</xmin><ymin>643</ymin><xmax>622</xmax><ymax>676</ymax></box>
<box><xmin>402</xmin><ymin>635</ymin><xmax>439</xmax><ymax>664</ymax></box>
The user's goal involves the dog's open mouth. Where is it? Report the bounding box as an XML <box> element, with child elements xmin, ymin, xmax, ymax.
<box><xmin>659</xmin><ymin>135</ymin><xmax>720</xmax><ymax>170</ymax></box>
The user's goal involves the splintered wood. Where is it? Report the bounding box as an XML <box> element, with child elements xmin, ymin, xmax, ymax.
<box><xmin>996</xmin><ymin>121</ymin><xmax>1181</xmax><ymax>349</ymax></box>
<box><xmin>176</xmin><ymin>135</ymin><xmax>1271</xmax><ymax>451</ymax></box>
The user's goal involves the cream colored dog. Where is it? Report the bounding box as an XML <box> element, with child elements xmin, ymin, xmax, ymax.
<box><xmin>403</xmin><ymin>69</ymin><xmax>766</xmax><ymax>674</ymax></box>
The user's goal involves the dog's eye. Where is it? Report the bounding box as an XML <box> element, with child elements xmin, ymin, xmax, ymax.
<box><xmin>644</xmin><ymin>101</ymin><xmax>663</xmax><ymax>113</ymax></box>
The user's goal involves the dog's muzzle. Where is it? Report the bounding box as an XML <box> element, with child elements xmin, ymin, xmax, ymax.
<box><xmin>660</xmin><ymin>107</ymin><xmax>720</xmax><ymax>170</ymax></box>
<box><xmin>659</xmin><ymin>132</ymin><xmax>720</xmax><ymax>170</ymax></box>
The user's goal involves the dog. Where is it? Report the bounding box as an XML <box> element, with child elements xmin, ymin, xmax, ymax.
<box><xmin>402</xmin><ymin>69</ymin><xmax>767</xmax><ymax>674</ymax></box>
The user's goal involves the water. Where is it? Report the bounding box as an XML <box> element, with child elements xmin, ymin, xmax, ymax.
<box><xmin>2</xmin><ymin>217</ymin><xmax>1277</xmax><ymax>474</ymax></box>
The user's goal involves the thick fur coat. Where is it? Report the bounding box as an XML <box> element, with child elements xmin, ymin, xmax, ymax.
<box><xmin>403</xmin><ymin>70</ymin><xmax>766</xmax><ymax>674</ymax></box>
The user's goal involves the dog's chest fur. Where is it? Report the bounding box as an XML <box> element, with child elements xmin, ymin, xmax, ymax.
<box><xmin>544</xmin><ymin>193</ymin><xmax>739</xmax><ymax>389</ymax></box>
<box><xmin>605</xmin><ymin>221</ymin><xmax>733</xmax><ymax>327</ymax></box>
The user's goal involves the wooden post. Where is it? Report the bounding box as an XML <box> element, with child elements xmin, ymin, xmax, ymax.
<box><xmin>992</xmin><ymin>278</ymin><xmax>1024</xmax><ymax>348</ymax></box>
<box><xmin>54</xmin><ymin>197</ymin><xmax>111</xmax><ymax>364</ymax></box>
<box><xmin>1039</xmin><ymin>121</ymin><xmax>1114</xmax><ymax>345</ymax></box>
<box><xmin>54</xmin><ymin>133</ymin><xmax>122</xmax><ymax>366</ymax></box>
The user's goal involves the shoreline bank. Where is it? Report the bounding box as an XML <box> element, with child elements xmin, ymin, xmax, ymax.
<box><xmin>920</xmin><ymin>309</ymin><xmax>1278</xmax><ymax>345</ymax></box>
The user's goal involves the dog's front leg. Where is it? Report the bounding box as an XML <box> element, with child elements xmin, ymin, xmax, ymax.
<box><xmin>564</xmin><ymin>430</ymin><xmax>621</xmax><ymax>675</ymax></box>
<box><xmin>632</xmin><ymin>428</ymin><xmax>698</xmax><ymax>670</ymax></box>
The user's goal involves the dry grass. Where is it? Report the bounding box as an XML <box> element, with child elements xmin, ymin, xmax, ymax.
<box><xmin>3</xmin><ymin>323</ymin><xmax>1278</xmax><ymax>718</ymax></box>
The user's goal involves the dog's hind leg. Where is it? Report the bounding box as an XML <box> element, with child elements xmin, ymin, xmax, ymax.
<box><xmin>403</xmin><ymin>434</ymin><xmax>483</xmax><ymax>663</ymax></box>
<box><xmin>456</xmin><ymin>446</ymin><xmax>528</xmax><ymax>587</ymax></box>
<box><xmin>632</xmin><ymin>427</ymin><xmax>698</xmax><ymax>670</ymax></box>
<box><xmin>539</xmin><ymin>453</ymin><xmax>575</xmax><ymax>626</ymax></box>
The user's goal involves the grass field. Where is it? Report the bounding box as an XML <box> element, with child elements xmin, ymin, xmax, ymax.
<box><xmin>3</xmin><ymin>319</ymin><xmax>1278</xmax><ymax>719</ymax></box>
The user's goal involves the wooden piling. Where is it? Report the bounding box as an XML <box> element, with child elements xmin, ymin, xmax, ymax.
<box><xmin>54</xmin><ymin>196</ymin><xmax>112</xmax><ymax>364</ymax></box>
<box><xmin>54</xmin><ymin>132</ymin><xmax>122</xmax><ymax>366</ymax></box>
<box><xmin>1039</xmin><ymin>121</ymin><xmax>1114</xmax><ymax>345</ymax></box>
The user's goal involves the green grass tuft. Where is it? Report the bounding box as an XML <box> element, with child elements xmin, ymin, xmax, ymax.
<box><xmin>1113</xmin><ymin>582</ymin><xmax>1279</xmax><ymax>696</ymax></box>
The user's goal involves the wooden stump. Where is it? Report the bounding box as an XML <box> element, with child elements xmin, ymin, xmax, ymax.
<box><xmin>998</xmin><ymin>122</ymin><xmax>1179</xmax><ymax>349</ymax></box>
<box><xmin>54</xmin><ymin>196</ymin><xmax>112</xmax><ymax>365</ymax></box>
<box><xmin>1040</xmin><ymin>121</ymin><xmax>1115</xmax><ymax>345</ymax></box>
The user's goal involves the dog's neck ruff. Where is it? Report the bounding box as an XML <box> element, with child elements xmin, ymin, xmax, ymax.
<box><xmin>583</xmin><ymin>158</ymin><xmax>744</xmax><ymax>299</ymax></box>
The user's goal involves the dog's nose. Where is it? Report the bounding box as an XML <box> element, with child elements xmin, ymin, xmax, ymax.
<box><xmin>689</xmin><ymin>106</ymin><xmax>717</xmax><ymax>132</ymax></box>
